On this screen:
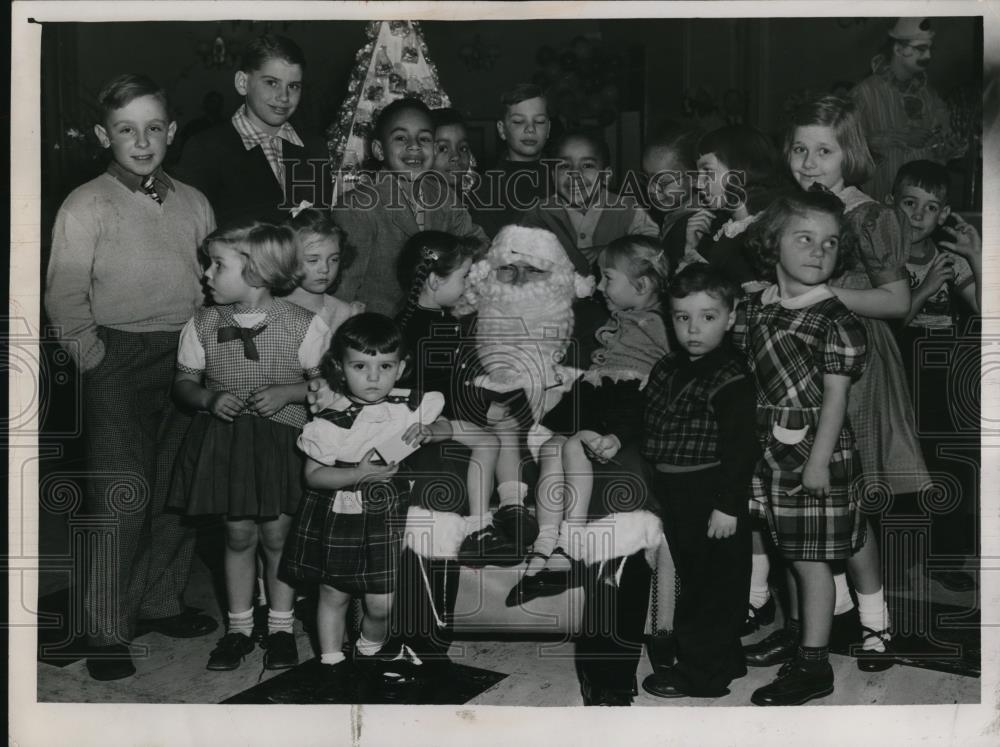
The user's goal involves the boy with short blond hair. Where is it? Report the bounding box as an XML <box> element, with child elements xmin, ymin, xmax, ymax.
<box><xmin>45</xmin><ymin>73</ymin><xmax>218</xmax><ymax>681</ymax></box>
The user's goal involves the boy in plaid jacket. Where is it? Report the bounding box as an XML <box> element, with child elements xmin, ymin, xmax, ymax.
<box><xmin>638</xmin><ymin>264</ymin><xmax>760</xmax><ymax>699</ymax></box>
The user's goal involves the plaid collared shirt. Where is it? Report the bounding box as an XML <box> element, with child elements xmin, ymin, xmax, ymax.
<box><xmin>641</xmin><ymin>345</ymin><xmax>750</xmax><ymax>467</ymax></box>
<box><xmin>231</xmin><ymin>104</ymin><xmax>304</xmax><ymax>191</ymax></box>
<box><xmin>107</xmin><ymin>160</ymin><xmax>174</xmax><ymax>202</ymax></box>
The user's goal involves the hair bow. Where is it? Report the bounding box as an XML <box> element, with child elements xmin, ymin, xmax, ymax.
<box><xmin>290</xmin><ymin>200</ymin><xmax>314</xmax><ymax>219</ymax></box>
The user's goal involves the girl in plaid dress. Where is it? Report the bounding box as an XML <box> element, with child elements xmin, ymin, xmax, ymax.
<box><xmin>734</xmin><ymin>190</ymin><xmax>868</xmax><ymax>706</ymax></box>
<box><xmin>280</xmin><ymin>314</ymin><xmax>444</xmax><ymax>686</ymax></box>
<box><xmin>170</xmin><ymin>223</ymin><xmax>330</xmax><ymax>672</ymax></box>
<box><xmin>782</xmin><ymin>95</ymin><xmax>923</xmax><ymax>670</ymax></box>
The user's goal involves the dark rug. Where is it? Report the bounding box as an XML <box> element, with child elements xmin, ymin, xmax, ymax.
<box><xmin>221</xmin><ymin>657</ymin><xmax>508</xmax><ymax>705</ymax></box>
<box><xmin>829</xmin><ymin>595</ymin><xmax>979</xmax><ymax>677</ymax></box>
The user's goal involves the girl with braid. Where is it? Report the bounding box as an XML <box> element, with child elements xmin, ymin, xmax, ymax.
<box><xmin>395</xmin><ymin>230</ymin><xmax>500</xmax><ymax>521</ymax></box>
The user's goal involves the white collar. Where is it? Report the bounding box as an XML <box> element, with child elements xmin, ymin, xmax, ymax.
<box><xmin>761</xmin><ymin>283</ymin><xmax>836</xmax><ymax>309</ymax></box>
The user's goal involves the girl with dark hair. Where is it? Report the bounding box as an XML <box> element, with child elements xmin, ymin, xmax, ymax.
<box><xmin>395</xmin><ymin>230</ymin><xmax>499</xmax><ymax>519</ymax></box>
<box><xmin>736</xmin><ymin>190</ymin><xmax>869</xmax><ymax>706</ymax></box>
<box><xmin>279</xmin><ymin>313</ymin><xmax>444</xmax><ymax>695</ymax></box>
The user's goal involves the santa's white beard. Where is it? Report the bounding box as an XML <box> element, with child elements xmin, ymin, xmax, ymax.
<box><xmin>474</xmin><ymin>278</ymin><xmax>575</xmax><ymax>422</ymax></box>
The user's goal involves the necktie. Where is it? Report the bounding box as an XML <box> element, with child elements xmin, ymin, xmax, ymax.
<box><xmin>217</xmin><ymin>325</ymin><xmax>266</xmax><ymax>361</ymax></box>
<box><xmin>142</xmin><ymin>175</ymin><xmax>163</xmax><ymax>204</ymax></box>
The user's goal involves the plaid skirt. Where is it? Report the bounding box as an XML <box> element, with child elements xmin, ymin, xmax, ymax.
<box><xmin>751</xmin><ymin>433</ymin><xmax>866</xmax><ymax>561</ymax></box>
<box><xmin>168</xmin><ymin>412</ymin><xmax>304</xmax><ymax>519</ymax></box>
<box><xmin>280</xmin><ymin>474</ymin><xmax>411</xmax><ymax>595</ymax></box>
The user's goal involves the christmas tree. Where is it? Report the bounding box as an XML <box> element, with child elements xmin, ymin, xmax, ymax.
<box><xmin>326</xmin><ymin>20</ymin><xmax>451</xmax><ymax>186</ymax></box>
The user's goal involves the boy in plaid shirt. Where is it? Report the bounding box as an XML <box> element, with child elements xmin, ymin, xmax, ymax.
<box><xmin>638</xmin><ymin>264</ymin><xmax>760</xmax><ymax>699</ymax></box>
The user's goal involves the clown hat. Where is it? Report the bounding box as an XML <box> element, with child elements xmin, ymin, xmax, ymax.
<box><xmin>888</xmin><ymin>18</ymin><xmax>935</xmax><ymax>43</ymax></box>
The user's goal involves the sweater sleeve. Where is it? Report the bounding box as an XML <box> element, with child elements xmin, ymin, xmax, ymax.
<box><xmin>44</xmin><ymin>204</ymin><xmax>104</xmax><ymax>371</ymax></box>
<box><xmin>628</xmin><ymin>205</ymin><xmax>661</xmax><ymax>239</ymax></box>
<box><xmin>448</xmin><ymin>203</ymin><xmax>488</xmax><ymax>246</ymax></box>
<box><xmin>710</xmin><ymin>375</ymin><xmax>760</xmax><ymax>516</ymax></box>
<box><xmin>332</xmin><ymin>198</ymin><xmax>375</xmax><ymax>305</ymax></box>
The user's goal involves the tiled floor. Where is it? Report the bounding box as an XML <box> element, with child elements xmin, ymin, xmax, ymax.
<box><xmin>36</xmin><ymin>551</ymin><xmax>980</xmax><ymax>707</ymax></box>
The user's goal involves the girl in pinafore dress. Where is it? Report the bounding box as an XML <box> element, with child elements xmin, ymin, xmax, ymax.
<box><xmin>170</xmin><ymin>222</ymin><xmax>330</xmax><ymax>673</ymax></box>
<box><xmin>734</xmin><ymin>190</ymin><xmax>868</xmax><ymax>706</ymax></box>
<box><xmin>280</xmin><ymin>313</ymin><xmax>444</xmax><ymax>687</ymax></box>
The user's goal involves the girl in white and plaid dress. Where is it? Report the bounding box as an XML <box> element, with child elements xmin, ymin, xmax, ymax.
<box><xmin>734</xmin><ymin>190</ymin><xmax>868</xmax><ymax>706</ymax></box>
<box><xmin>170</xmin><ymin>222</ymin><xmax>330</xmax><ymax>673</ymax></box>
<box><xmin>781</xmin><ymin>95</ymin><xmax>922</xmax><ymax>671</ymax></box>
<box><xmin>280</xmin><ymin>313</ymin><xmax>444</xmax><ymax>685</ymax></box>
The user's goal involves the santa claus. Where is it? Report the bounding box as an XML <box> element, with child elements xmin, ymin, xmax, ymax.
<box><xmin>442</xmin><ymin>225</ymin><xmax>596</xmax><ymax>564</ymax></box>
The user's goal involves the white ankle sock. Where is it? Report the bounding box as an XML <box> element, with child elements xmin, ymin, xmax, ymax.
<box><xmin>228</xmin><ymin>608</ymin><xmax>254</xmax><ymax>637</ymax></box>
<box><xmin>833</xmin><ymin>573</ymin><xmax>855</xmax><ymax>615</ymax></box>
<box><xmin>857</xmin><ymin>590</ymin><xmax>890</xmax><ymax>650</ymax></box>
<box><xmin>355</xmin><ymin>633</ymin><xmax>384</xmax><ymax>657</ymax></box>
<box><xmin>321</xmin><ymin>652</ymin><xmax>346</xmax><ymax>666</ymax></box>
<box><xmin>267</xmin><ymin>608</ymin><xmax>294</xmax><ymax>635</ymax></box>
<box><xmin>531</xmin><ymin>525</ymin><xmax>560</xmax><ymax>558</ymax></box>
<box><xmin>749</xmin><ymin>553</ymin><xmax>770</xmax><ymax>608</ymax></box>
<box><xmin>497</xmin><ymin>481</ymin><xmax>527</xmax><ymax>508</ymax></box>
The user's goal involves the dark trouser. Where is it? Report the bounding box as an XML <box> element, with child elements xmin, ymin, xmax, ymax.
<box><xmin>81</xmin><ymin>327</ymin><xmax>196</xmax><ymax>646</ymax></box>
<box><xmin>655</xmin><ymin>469</ymin><xmax>750</xmax><ymax>693</ymax></box>
<box><xmin>391</xmin><ymin>548</ymin><xmax>460</xmax><ymax>663</ymax></box>
<box><xmin>894</xmin><ymin>325</ymin><xmax>980</xmax><ymax>558</ymax></box>
<box><xmin>575</xmin><ymin>551</ymin><xmax>652</xmax><ymax>693</ymax></box>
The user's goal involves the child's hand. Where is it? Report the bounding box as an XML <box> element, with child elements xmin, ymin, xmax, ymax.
<box><xmin>485</xmin><ymin>402</ymin><xmax>511</xmax><ymax>426</ymax></box>
<box><xmin>306</xmin><ymin>378</ymin><xmax>336</xmax><ymax>414</ymax></box>
<box><xmin>583</xmin><ymin>433</ymin><xmax>621</xmax><ymax>463</ymax></box>
<box><xmin>920</xmin><ymin>253</ymin><xmax>956</xmax><ymax>295</ymax></box>
<box><xmin>402</xmin><ymin>422</ymin><xmax>437</xmax><ymax>447</ymax></box>
<box><xmin>706</xmin><ymin>509</ymin><xmax>737</xmax><ymax>539</ymax></box>
<box><xmin>208</xmin><ymin>391</ymin><xmax>244</xmax><ymax>422</ymax></box>
<box><xmin>801</xmin><ymin>460</ymin><xmax>831</xmax><ymax>499</ymax></box>
<box><xmin>939</xmin><ymin>215</ymin><xmax>981</xmax><ymax>263</ymax></box>
<box><xmin>685</xmin><ymin>209</ymin><xmax>715</xmax><ymax>251</ymax></box>
<box><xmin>358</xmin><ymin>449</ymin><xmax>399</xmax><ymax>482</ymax></box>
<box><xmin>248</xmin><ymin>385</ymin><xmax>288</xmax><ymax>418</ymax></box>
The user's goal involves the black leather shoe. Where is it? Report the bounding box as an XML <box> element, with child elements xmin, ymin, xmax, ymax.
<box><xmin>86</xmin><ymin>644</ymin><xmax>136</xmax><ymax>681</ymax></box>
<box><xmin>459</xmin><ymin>505</ymin><xmax>540</xmax><ymax>567</ymax></box>
<box><xmin>505</xmin><ymin>549</ymin><xmax>582</xmax><ymax>606</ymax></box>
<box><xmin>646</xmin><ymin>630</ymin><xmax>677</xmax><ymax>674</ymax></box>
<box><xmin>492</xmin><ymin>504</ymin><xmax>539</xmax><ymax>548</ymax></box>
<box><xmin>751</xmin><ymin>659</ymin><xmax>834</xmax><ymax>706</ymax></box>
<box><xmin>580</xmin><ymin>673</ymin><xmax>633</xmax><ymax>706</ymax></box>
<box><xmin>744</xmin><ymin>627</ymin><xmax>798</xmax><ymax>667</ymax></box>
<box><xmin>856</xmin><ymin>627</ymin><xmax>896</xmax><ymax>672</ymax></box>
<box><xmin>935</xmin><ymin>570</ymin><xmax>975</xmax><ymax>593</ymax></box>
<box><xmin>206</xmin><ymin>632</ymin><xmax>256</xmax><ymax>671</ymax></box>
<box><xmin>642</xmin><ymin>669</ymin><xmax>730</xmax><ymax>699</ymax></box>
<box><xmin>263</xmin><ymin>631</ymin><xmax>299</xmax><ymax>670</ymax></box>
<box><xmin>741</xmin><ymin>596</ymin><xmax>776</xmax><ymax>636</ymax></box>
<box><xmin>136</xmin><ymin>607</ymin><xmax>219</xmax><ymax>638</ymax></box>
